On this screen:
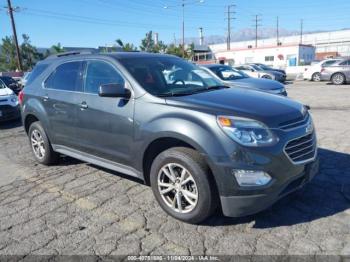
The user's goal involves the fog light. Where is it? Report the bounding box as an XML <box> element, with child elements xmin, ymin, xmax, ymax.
<box><xmin>233</xmin><ymin>170</ymin><xmax>272</xmax><ymax>187</ymax></box>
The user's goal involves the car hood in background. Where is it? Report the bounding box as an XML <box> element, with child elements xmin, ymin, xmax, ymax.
<box><xmin>223</xmin><ymin>77</ymin><xmax>284</xmax><ymax>91</ymax></box>
<box><xmin>165</xmin><ymin>88</ymin><xmax>302</xmax><ymax>128</ymax></box>
<box><xmin>0</xmin><ymin>87</ymin><xmax>14</xmax><ymax>96</ymax></box>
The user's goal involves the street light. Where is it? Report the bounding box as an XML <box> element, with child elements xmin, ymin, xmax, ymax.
<box><xmin>164</xmin><ymin>0</ymin><xmax>204</xmax><ymax>58</ymax></box>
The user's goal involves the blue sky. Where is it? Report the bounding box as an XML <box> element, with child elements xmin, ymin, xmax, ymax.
<box><xmin>1</xmin><ymin>0</ymin><xmax>350</xmax><ymax>48</ymax></box>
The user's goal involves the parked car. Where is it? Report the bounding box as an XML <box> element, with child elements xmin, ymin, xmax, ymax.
<box><xmin>0</xmin><ymin>76</ymin><xmax>22</xmax><ymax>95</ymax></box>
<box><xmin>201</xmin><ymin>64</ymin><xmax>287</xmax><ymax>96</ymax></box>
<box><xmin>304</xmin><ymin>59</ymin><xmax>342</xmax><ymax>81</ymax></box>
<box><xmin>320</xmin><ymin>59</ymin><xmax>350</xmax><ymax>85</ymax></box>
<box><xmin>234</xmin><ymin>64</ymin><xmax>286</xmax><ymax>82</ymax></box>
<box><xmin>0</xmin><ymin>80</ymin><xmax>20</xmax><ymax>122</ymax></box>
<box><xmin>18</xmin><ymin>72</ymin><xmax>32</xmax><ymax>88</ymax></box>
<box><xmin>21</xmin><ymin>52</ymin><xmax>319</xmax><ymax>224</ymax></box>
<box><xmin>251</xmin><ymin>63</ymin><xmax>287</xmax><ymax>77</ymax></box>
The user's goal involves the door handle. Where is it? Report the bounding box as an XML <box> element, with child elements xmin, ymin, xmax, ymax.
<box><xmin>80</xmin><ymin>102</ymin><xmax>88</xmax><ymax>110</ymax></box>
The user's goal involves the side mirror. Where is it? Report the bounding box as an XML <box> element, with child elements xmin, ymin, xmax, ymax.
<box><xmin>98</xmin><ymin>83</ymin><xmax>131</xmax><ymax>98</ymax></box>
<box><xmin>251</xmin><ymin>69</ymin><xmax>255</xmax><ymax>72</ymax></box>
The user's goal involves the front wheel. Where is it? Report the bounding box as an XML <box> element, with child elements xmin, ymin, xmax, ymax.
<box><xmin>28</xmin><ymin>121</ymin><xmax>59</xmax><ymax>165</ymax></box>
<box><xmin>331</xmin><ymin>73</ymin><xmax>345</xmax><ymax>85</ymax></box>
<box><xmin>150</xmin><ymin>147</ymin><xmax>217</xmax><ymax>224</ymax></box>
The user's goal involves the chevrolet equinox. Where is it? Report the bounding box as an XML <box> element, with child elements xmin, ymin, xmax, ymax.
<box><xmin>20</xmin><ymin>52</ymin><xmax>319</xmax><ymax>224</ymax></box>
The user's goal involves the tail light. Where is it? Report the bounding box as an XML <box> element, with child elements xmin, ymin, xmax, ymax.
<box><xmin>18</xmin><ymin>90</ymin><xmax>24</xmax><ymax>105</ymax></box>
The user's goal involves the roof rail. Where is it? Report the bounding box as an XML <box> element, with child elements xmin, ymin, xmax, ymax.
<box><xmin>46</xmin><ymin>50</ymin><xmax>97</xmax><ymax>59</ymax></box>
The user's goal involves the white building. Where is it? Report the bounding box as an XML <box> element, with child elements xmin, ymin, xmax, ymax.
<box><xmin>209</xmin><ymin>29</ymin><xmax>350</xmax><ymax>66</ymax></box>
<box><xmin>210</xmin><ymin>44</ymin><xmax>315</xmax><ymax>68</ymax></box>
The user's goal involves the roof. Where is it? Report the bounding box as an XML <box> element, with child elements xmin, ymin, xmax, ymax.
<box><xmin>44</xmin><ymin>51</ymin><xmax>178</xmax><ymax>62</ymax></box>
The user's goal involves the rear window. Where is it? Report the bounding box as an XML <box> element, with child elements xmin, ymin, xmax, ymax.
<box><xmin>26</xmin><ymin>64</ymin><xmax>49</xmax><ymax>86</ymax></box>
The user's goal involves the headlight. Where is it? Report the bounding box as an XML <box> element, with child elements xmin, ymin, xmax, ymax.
<box><xmin>10</xmin><ymin>95</ymin><xmax>18</xmax><ymax>103</ymax></box>
<box><xmin>217</xmin><ymin>116</ymin><xmax>278</xmax><ymax>146</ymax></box>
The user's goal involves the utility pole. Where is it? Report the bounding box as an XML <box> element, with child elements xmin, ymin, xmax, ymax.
<box><xmin>226</xmin><ymin>4</ymin><xmax>236</xmax><ymax>51</ymax></box>
<box><xmin>300</xmin><ymin>19</ymin><xmax>304</xmax><ymax>44</ymax></box>
<box><xmin>182</xmin><ymin>0</ymin><xmax>185</xmax><ymax>57</ymax></box>
<box><xmin>253</xmin><ymin>15</ymin><xmax>262</xmax><ymax>48</ymax></box>
<box><xmin>276</xmin><ymin>16</ymin><xmax>280</xmax><ymax>46</ymax></box>
<box><xmin>6</xmin><ymin>0</ymin><xmax>23</xmax><ymax>71</ymax></box>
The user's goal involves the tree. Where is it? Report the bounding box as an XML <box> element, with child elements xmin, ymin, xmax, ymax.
<box><xmin>51</xmin><ymin>43</ymin><xmax>65</xmax><ymax>54</ymax></box>
<box><xmin>140</xmin><ymin>31</ymin><xmax>167</xmax><ymax>53</ymax></box>
<box><xmin>166</xmin><ymin>44</ymin><xmax>183</xmax><ymax>57</ymax></box>
<box><xmin>116</xmin><ymin>39</ymin><xmax>138</xmax><ymax>52</ymax></box>
<box><xmin>0</xmin><ymin>36</ymin><xmax>17</xmax><ymax>71</ymax></box>
<box><xmin>21</xmin><ymin>34</ymin><xmax>42</xmax><ymax>71</ymax></box>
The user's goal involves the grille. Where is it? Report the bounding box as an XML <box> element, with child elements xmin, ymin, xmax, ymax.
<box><xmin>279</xmin><ymin>113</ymin><xmax>310</xmax><ymax>130</ymax></box>
<box><xmin>285</xmin><ymin>133</ymin><xmax>316</xmax><ymax>164</ymax></box>
<box><xmin>0</xmin><ymin>99</ymin><xmax>8</xmax><ymax>102</ymax></box>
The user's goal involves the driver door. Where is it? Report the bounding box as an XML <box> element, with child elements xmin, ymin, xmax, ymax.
<box><xmin>76</xmin><ymin>60</ymin><xmax>135</xmax><ymax>167</ymax></box>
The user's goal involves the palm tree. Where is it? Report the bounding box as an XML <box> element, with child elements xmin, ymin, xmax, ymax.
<box><xmin>51</xmin><ymin>43</ymin><xmax>65</xmax><ymax>53</ymax></box>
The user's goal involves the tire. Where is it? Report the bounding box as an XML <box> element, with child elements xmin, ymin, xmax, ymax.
<box><xmin>28</xmin><ymin>121</ymin><xmax>59</xmax><ymax>165</ymax></box>
<box><xmin>312</xmin><ymin>72</ymin><xmax>321</xmax><ymax>82</ymax></box>
<box><xmin>331</xmin><ymin>73</ymin><xmax>345</xmax><ymax>85</ymax></box>
<box><xmin>150</xmin><ymin>147</ymin><xmax>217</xmax><ymax>224</ymax></box>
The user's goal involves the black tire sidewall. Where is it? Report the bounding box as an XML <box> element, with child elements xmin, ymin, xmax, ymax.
<box><xmin>150</xmin><ymin>148</ymin><xmax>215</xmax><ymax>224</ymax></box>
<box><xmin>28</xmin><ymin>122</ymin><xmax>57</xmax><ymax>165</ymax></box>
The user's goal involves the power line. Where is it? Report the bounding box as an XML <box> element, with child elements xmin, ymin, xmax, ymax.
<box><xmin>225</xmin><ymin>4</ymin><xmax>236</xmax><ymax>50</ymax></box>
<box><xmin>252</xmin><ymin>14</ymin><xmax>262</xmax><ymax>48</ymax></box>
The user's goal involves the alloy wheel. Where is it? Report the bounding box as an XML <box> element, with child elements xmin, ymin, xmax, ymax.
<box><xmin>31</xmin><ymin>129</ymin><xmax>46</xmax><ymax>159</ymax></box>
<box><xmin>157</xmin><ymin>163</ymin><xmax>198</xmax><ymax>214</ymax></box>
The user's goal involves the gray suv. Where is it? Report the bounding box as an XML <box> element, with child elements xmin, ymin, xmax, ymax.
<box><xmin>20</xmin><ymin>52</ymin><xmax>319</xmax><ymax>224</ymax></box>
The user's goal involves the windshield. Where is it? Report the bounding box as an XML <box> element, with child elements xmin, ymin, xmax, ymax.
<box><xmin>119</xmin><ymin>56</ymin><xmax>224</xmax><ymax>97</ymax></box>
<box><xmin>250</xmin><ymin>65</ymin><xmax>263</xmax><ymax>71</ymax></box>
<box><xmin>257</xmin><ymin>64</ymin><xmax>271</xmax><ymax>70</ymax></box>
<box><xmin>0</xmin><ymin>77</ymin><xmax>16</xmax><ymax>86</ymax></box>
<box><xmin>212</xmin><ymin>66</ymin><xmax>248</xmax><ymax>80</ymax></box>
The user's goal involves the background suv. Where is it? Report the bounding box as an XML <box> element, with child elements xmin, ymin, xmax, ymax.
<box><xmin>320</xmin><ymin>59</ymin><xmax>350</xmax><ymax>85</ymax></box>
<box><xmin>21</xmin><ymin>52</ymin><xmax>318</xmax><ymax>224</ymax></box>
<box><xmin>0</xmin><ymin>80</ymin><xmax>20</xmax><ymax>122</ymax></box>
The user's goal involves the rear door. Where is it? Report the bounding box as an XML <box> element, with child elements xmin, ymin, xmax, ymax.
<box><xmin>43</xmin><ymin>61</ymin><xmax>84</xmax><ymax>148</ymax></box>
<box><xmin>76</xmin><ymin>59</ymin><xmax>135</xmax><ymax>166</ymax></box>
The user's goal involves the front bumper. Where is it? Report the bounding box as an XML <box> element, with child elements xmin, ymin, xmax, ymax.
<box><xmin>220</xmin><ymin>158</ymin><xmax>319</xmax><ymax>217</ymax></box>
<box><xmin>0</xmin><ymin>104</ymin><xmax>21</xmax><ymax>122</ymax></box>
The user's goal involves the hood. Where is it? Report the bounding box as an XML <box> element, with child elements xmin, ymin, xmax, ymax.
<box><xmin>263</xmin><ymin>70</ymin><xmax>283</xmax><ymax>76</ymax></box>
<box><xmin>223</xmin><ymin>77</ymin><xmax>284</xmax><ymax>91</ymax></box>
<box><xmin>0</xmin><ymin>87</ymin><xmax>14</xmax><ymax>96</ymax></box>
<box><xmin>165</xmin><ymin>88</ymin><xmax>303</xmax><ymax>128</ymax></box>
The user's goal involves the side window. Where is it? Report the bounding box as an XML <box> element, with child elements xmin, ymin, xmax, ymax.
<box><xmin>85</xmin><ymin>61</ymin><xmax>125</xmax><ymax>94</ymax></box>
<box><xmin>45</xmin><ymin>61</ymin><xmax>84</xmax><ymax>92</ymax></box>
<box><xmin>0</xmin><ymin>80</ymin><xmax>5</xmax><ymax>89</ymax></box>
<box><xmin>340</xmin><ymin>60</ymin><xmax>350</xmax><ymax>66</ymax></box>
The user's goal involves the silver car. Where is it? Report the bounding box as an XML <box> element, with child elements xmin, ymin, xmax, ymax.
<box><xmin>320</xmin><ymin>59</ymin><xmax>350</xmax><ymax>85</ymax></box>
<box><xmin>234</xmin><ymin>64</ymin><xmax>286</xmax><ymax>83</ymax></box>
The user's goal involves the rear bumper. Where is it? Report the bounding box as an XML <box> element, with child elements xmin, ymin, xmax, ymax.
<box><xmin>220</xmin><ymin>158</ymin><xmax>319</xmax><ymax>217</ymax></box>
